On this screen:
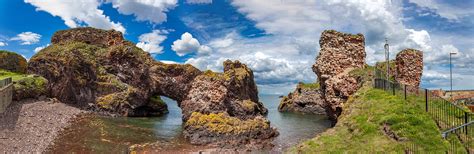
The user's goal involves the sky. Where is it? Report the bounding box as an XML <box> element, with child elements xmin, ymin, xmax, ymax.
<box><xmin>0</xmin><ymin>0</ymin><xmax>473</xmax><ymax>95</ymax></box>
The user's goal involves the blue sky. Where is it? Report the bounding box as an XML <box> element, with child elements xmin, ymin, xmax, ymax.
<box><xmin>0</xmin><ymin>0</ymin><xmax>473</xmax><ymax>94</ymax></box>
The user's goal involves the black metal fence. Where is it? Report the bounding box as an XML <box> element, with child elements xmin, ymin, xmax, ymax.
<box><xmin>442</xmin><ymin>121</ymin><xmax>473</xmax><ymax>153</ymax></box>
<box><xmin>0</xmin><ymin>77</ymin><xmax>12</xmax><ymax>88</ymax></box>
<box><xmin>373</xmin><ymin>73</ymin><xmax>473</xmax><ymax>152</ymax></box>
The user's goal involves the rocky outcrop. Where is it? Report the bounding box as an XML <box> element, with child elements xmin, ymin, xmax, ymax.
<box><xmin>395</xmin><ymin>49</ymin><xmax>423</xmax><ymax>87</ymax></box>
<box><xmin>278</xmin><ymin>82</ymin><xmax>325</xmax><ymax>114</ymax></box>
<box><xmin>12</xmin><ymin>75</ymin><xmax>48</xmax><ymax>101</ymax></box>
<box><xmin>184</xmin><ymin>112</ymin><xmax>277</xmax><ymax>149</ymax></box>
<box><xmin>51</xmin><ymin>27</ymin><xmax>125</xmax><ymax>47</ymax></box>
<box><xmin>312</xmin><ymin>30</ymin><xmax>366</xmax><ymax>122</ymax></box>
<box><xmin>28</xmin><ymin>27</ymin><xmax>276</xmax><ymax>148</ymax></box>
<box><xmin>0</xmin><ymin>50</ymin><xmax>27</xmax><ymax>73</ymax></box>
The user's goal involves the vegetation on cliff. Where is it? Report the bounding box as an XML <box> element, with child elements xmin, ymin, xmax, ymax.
<box><xmin>293</xmin><ymin>76</ymin><xmax>452</xmax><ymax>153</ymax></box>
<box><xmin>0</xmin><ymin>50</ymin><xmax>27</xmax><ymax>73</ymax></box>
<box><xmin>0</xmin><ymin>69</ymin><xmax>48</xmax><ymax>100</ymax></box>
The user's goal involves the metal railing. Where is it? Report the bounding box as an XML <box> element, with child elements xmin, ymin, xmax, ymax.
<box><xmin>0</xmin><ymin>77</ymin><xmax>12</xmax><ymax>88</ymax></box>
<box><xmin>442</xmin><ymin>121</ymin><xmax>473</xmax><ymax>153</ymax></box>
<box><xmin>373</xmin><ymin>69</ymin><xmax>473</xmax><ymax>153</ymax></box>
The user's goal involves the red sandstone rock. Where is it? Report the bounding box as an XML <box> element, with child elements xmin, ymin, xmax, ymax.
<box><xmin>312</xmin><ymin>30</ymin><xmax>366</xmax><ymax>122</ymax></box>
<box><xmin>395</xmin><ymin>49</ymin><xmax>423</xmax><ymax>87</ymax></box>
<box><xmin>27</xmin><ymin>27</ymin><xmax>277</xmax><ymax>149</ymax></box>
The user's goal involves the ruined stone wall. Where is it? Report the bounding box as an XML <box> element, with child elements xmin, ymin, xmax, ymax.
<box><xmin>312</xmin><ymin>30</ymin><xmax>366</xmax><ymax>122</ymax></box>
<box><xmin>395</xmin><ymin>49</ymin><xmax>423</xmax><ymax>87</ymax></box>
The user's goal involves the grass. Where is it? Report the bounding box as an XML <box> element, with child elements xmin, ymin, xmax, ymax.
<box><xmin>0</xmin><ymin>69</ymin><xmax>37</xmax><ymax>81</ymax></box>
<box><xmin>292</xmin><ymin>82</ymin><xmax>454</xmax><ymax>153</ymax></box>
<box><xmin>297</xmin><ymin>82</ymin><xmax>320</xmax><ymax>89</ymax></box>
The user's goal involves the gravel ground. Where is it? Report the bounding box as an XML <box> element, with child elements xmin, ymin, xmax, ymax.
<box><xmin>0</xmin><ymin>98</ymin><xmax>87</xmax><ymax>152</ymax></box>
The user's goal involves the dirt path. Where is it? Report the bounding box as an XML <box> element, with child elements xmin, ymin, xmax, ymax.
<box><xmin>0</xmin><ymin>98</ymin><xmax>87</xmax><ymax>152</ymax></box>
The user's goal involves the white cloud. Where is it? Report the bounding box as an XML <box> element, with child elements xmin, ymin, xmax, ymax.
<box><xmin>11</xmin><ymin>32</ymin><xmax>41</xmax><ymax>45</ymax></box>
<box><xmin>172</xmin><ymin>32</ymin><xmax>211</xmax><ymax>56</ymax></box>
<box><xmin>159</xmin><ymin>60</ymin><xmax>181</xmax><ymax>64</ymax></box>
<box><xmin>180</xmin><ymin>0</ymin><xmax>435</xmax><ymax>93</ymax></box>
<box><xmin>186</xmin><ymin>0</ymin><xmax>212</xmax><ymax>4</ymax></box>
<box><xmin>0</xmin><ymin>42</ymin><xmax>7</xmax><ymax>46</ymax></box>
<box><xmin>136</xmin><ymin>30</ymin><xmax>168</xmax><ymax>54</ymax></box>
<box><xmin>25</xmin><ymin>0</ymin><xmax>126</xmax><ymax>33</ymax></box>
<box><xmin>108</xmin><ymin>0</ymin><xmax>177</xmax><ymax>24</ymax></box>
<box><xmin>34</xmin><ymin>44</ymin><xmax>49</xmax><ymax>53</ymax></box>
<box><xmin>408</xmin><ymin>0</ymin><xmax>474</xmax><ymax>21</ymax></box>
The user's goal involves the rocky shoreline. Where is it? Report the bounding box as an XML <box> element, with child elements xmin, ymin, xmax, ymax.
<box><xmin>0</xmin><ymin>98</ymin><xmax>87</xmax><ymax>152</ymax></box>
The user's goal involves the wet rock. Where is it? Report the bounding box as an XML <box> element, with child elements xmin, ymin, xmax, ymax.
<box><xmin>395</xmin><ymin>49</ymin><xmax>423</xmax><ymax>87</ymax></box>
<box><xmin>183</xmin><ymin>112</ymin><xmax>278</xmax><ymax>149</ymax></box>
<box><xmin>0</xmin><ymin>50</ymin><xmax>27</xmax><ymax>73</ymax></box>
<box><xmin>278</xmin><ymin>82</ymin><xmax>325</xmax><ymax>114</ymax></box>
<box><xmin>312</xmin><ymin>30</ymin><xmax>366</xmax><ymax>122</ymax></box>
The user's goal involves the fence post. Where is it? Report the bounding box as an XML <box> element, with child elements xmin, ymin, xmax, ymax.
<box><xmin>404</xmin><ymin>85</ymin><xmax>407</xmax><ymax>100</ymax></box>
<box><xmin>392</xmin><ymin>83</ymin><xmax>395</xmax><ymax>95</ymax></box>
<box><xmin>465</xmin><ymin>112</ymin><xmax>469</xmax><ymax>135</ymax></box>
<box><xmin>425</xmin><ymin>89</ymin><xmax>428</xmax><ymax>112</ymax></box>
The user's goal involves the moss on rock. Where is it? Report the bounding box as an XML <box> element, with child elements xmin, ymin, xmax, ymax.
<box><xmin>185</xmin><ymin>112</ymin><xmax>271</xmax><ymax>135</ymax></box>
<box><xmin>12</xmin><ymin>75</ymin><xmax>48</xmax><ymax>101</ymax></box>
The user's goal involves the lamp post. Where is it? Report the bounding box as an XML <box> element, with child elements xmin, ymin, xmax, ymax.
<box><xmin>450</xmin><ymin>52</ymin><xmax>457</xmax><ymax>98</ymax></box>
<box><xmin>384</xmin><ymin>39</ymin><xmax>390</xmax><ymax>81</ymax></box>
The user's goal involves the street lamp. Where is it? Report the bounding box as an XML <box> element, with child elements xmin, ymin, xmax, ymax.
<box><xmin>450</xmin><ymin>52</ymin><xmax>457</xmax><ymax>98</ymax></box>
<box><xmin>384</xmin><ymin>39</ymin><xmax>390</xmax><ymax>81</ymax></box>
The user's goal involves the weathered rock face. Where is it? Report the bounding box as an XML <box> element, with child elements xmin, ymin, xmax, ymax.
<box><xmin>51</xmin><ymin>27</ymin><xmax>125</xmax><ymax>47</ymax></box>
<box><xmin>0</xmin><ymin>50</ymin><xmax>27</xmax><ymax>73</ymax></box>
<box><xmin>28</xmin><ymin>27</ymin><xmax>276</xmax><ymax>148</ymax></box>
<box><xmin>312</xmin><ymin>30</ymin><xmax>366</xmax><ymax>122</ymax></box>
<box><xmin>395</xmin><ymin>49</ymin><xmax>423</xmax><ymax>87</ymax></box>
<box><xmin>278</xmin><ymin>83</ymin><xmax>325</xmax><ymax>114</ymax></box>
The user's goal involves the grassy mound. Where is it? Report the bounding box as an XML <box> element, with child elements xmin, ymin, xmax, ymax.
<box><xmin>293</xmin><ymin>82</ymin><xmax>451</xmax><ymax>153</ymax></box>
<box><xmin>0</xmin><ymin>50</ymin><xmax>27</xmax><ymax>73</ymax></box>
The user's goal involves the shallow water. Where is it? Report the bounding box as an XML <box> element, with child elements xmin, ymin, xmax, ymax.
<box><xmin>49</xmin><ymin>95</ymin><xmax>331</xmax><ymax>152</ymax></box>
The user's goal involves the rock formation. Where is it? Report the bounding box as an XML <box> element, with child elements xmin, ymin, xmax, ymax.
<box><xmin>0</xmin><ymin>50</ymin><xmax>27</xmax><ymax>73</ymax></box>
<box><xmin>395</xmin><ymin>49</ymin><xmax>423</xmax><ymax>87</ymax></box>
<box><xmin>312</xmin><ymin>30</ymin><xmax>366</xmax><ymax>122</ymax></box>
<box><xmin>28</xmin><ymin>27</ymin><xmax>277</xmax><ymax>148</ymax></box>
<box><xmin>12</xmin><ymin>75</ymin><xmax>48</xmax><ymax>101</ymax></box>
<box><xmin>278</xmin><ymin>82</ymin><xmax>325</xmax><ymax>114</ymax></box>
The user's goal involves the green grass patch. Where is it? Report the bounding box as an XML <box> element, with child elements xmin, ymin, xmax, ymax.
<box><xmin>292</xmin><ymin>82</ymin><xmax>453</xmax><ymax>153</ymax></box>
<box><xmin>297</xmin><ymin>82</ymin><xmax>320</xmax><ymax>89</ymax></box>
<box><xmin>0</xmin><ymin>69</ymin><xmax>28</xmax><ymax>81</ymax></box>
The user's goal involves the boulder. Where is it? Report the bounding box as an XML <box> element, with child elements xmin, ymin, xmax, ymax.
<box><xmin>395</xmin><ymin>49</ymin><xmax>423</xmax><ymax>87</ymax></box>
<box><xmin>27</xmin><ymin>27</ymin><xmax>277</xmax><ymax>148</ymax></box>
<box><xmin>312</xmin><ymin>30</ymin><xmax>366</xmax><ymax>122</ymax></box>
<box><xmin>278</xmin><ymin>82</ymin><xmax>325</xmax><ymax>114</ymax></box>
<box><xmin>0</xmin><ymin>50</ymin><xmax>27</xmax><ymax>73</ymax></box>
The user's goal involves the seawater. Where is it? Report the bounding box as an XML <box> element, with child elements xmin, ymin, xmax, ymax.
<box><xmin>50</xmin><ymin>95</ymin><xmax>331</xmax><ymax>152</ymax></box>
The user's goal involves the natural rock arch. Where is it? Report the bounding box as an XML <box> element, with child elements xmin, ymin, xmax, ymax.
<box><xmin>28</xmin><ymin>27</ymin><xmax>277</xmax><ymax>148</ymax></box>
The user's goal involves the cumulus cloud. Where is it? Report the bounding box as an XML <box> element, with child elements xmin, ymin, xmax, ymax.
<box><xmin>159</xmin><ymin>60</ymin><xmax>180</xmax><ymax>64</ymax></box>
<box><xmin>408</xmin><ymin>0</ymin><xmax>474</xmax><ymax>21</ymax></box>
<box><xmin>172</xmin><ymin>32</ymin><xmax>211</xmax><ymax>56</ymax></box>
<box><xmin>24</xmin><ymin>0</ymin><xmax>126</xmax><ymax>33</ymax></box>
<box><xmin>180</xmin><ymin>0</ymin><xmax>470</xmax><ymax>93</ymax></box>
<box><xmin>186</xmin><ymin>0</ymin><xmax>212</xmax><ymax>4</ymax></box>
<box><xmin>34</xmin><ymin>44</ymin><xmax>49</xmax><ymax>53</ymax></box>
<box><xmin>136</xmin><ymin>30</ymin><xmax>169</xmax><ymax>54</ymax></box>
<box><xmin>11</xmin><ymin>32</ymin><xmax>41</xmax><ymax>45</ymax></box>
<box><xmin>0</xmin><ymin>42</ymin><xmax>7</xmax><ymax>46</ymax></box>
<box><xmin>108</xmin><ymin>0</ymin><xmax>177</xmax><ymax>24</ymax></box>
